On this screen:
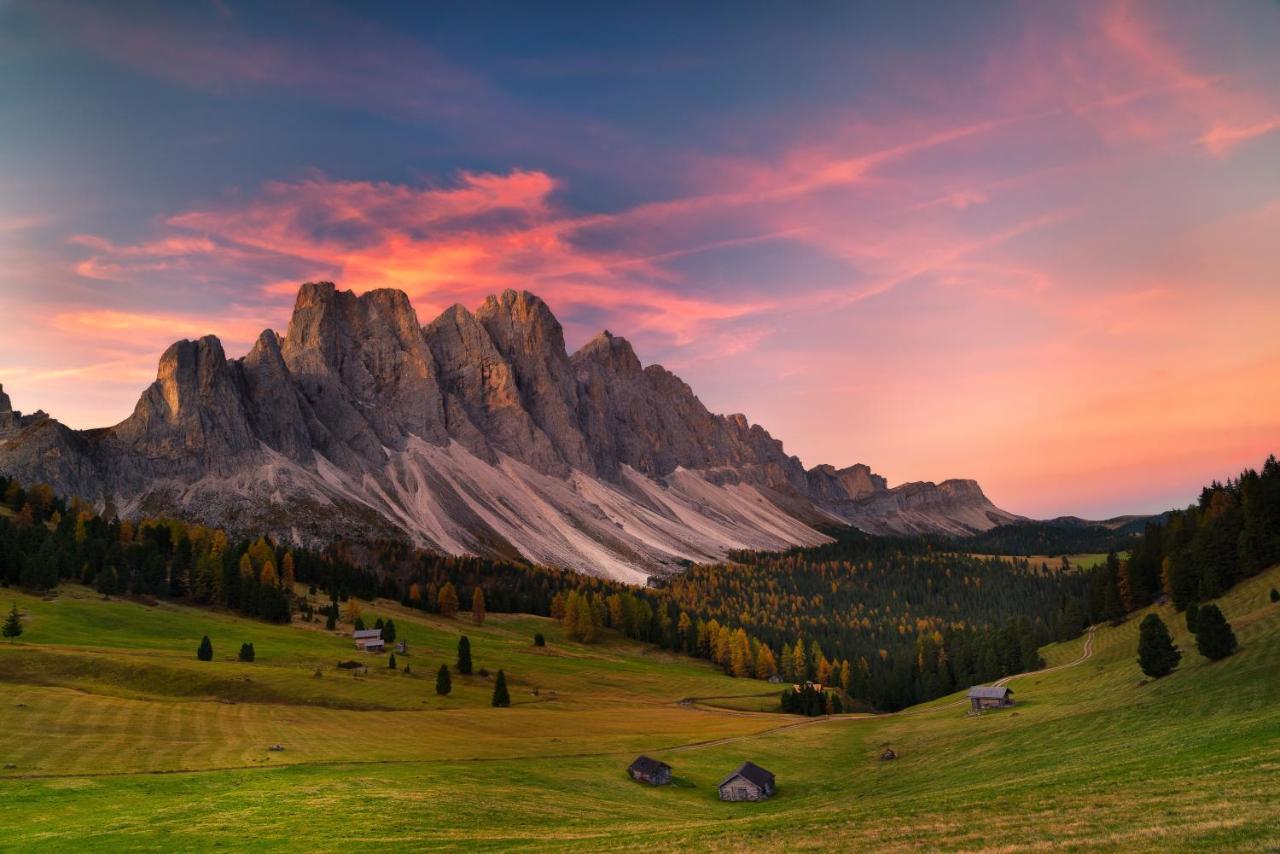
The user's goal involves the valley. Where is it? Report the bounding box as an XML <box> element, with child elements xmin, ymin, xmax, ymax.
<box><xmin>2</xmin><ymin>565</ymin><xmax>1278</xmax><ymax>850</ymax></box>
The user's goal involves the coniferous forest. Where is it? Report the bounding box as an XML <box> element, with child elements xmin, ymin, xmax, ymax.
<box><xmin>2</xmin><ymin>454</ymin><xmax>1277</xmax><ymax>713</ymax></box>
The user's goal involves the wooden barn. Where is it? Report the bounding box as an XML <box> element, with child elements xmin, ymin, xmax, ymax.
<box><xmin>968</xmin><ymin>685</ymin><xmax>1014</xmax><ymax>711</ymax></box>
<box><xmin>718</xmin><ymin>761</ymin><xmax>775</xmax><ymax>801</ymax></box>
<box><xmin>627</xmin><ymin>755</ymin><xmax>672</xmax><ymax>786</ymax></box>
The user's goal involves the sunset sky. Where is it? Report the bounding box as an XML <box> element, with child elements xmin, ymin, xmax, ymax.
<box><xmin>2</xmin><ymin>1</ymin><xmax>1279</xmax><ymax>519</ymax></box>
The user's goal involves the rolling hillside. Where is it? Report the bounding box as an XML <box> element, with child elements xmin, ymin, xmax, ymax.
<box><xmin>1</xmin><ymin>564</ymin><xmax>1278</xmax><ymax>850</ymax></box>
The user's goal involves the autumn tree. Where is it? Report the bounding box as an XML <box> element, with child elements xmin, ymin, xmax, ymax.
<box><xmin>438</xmin><ymin>582</ymin><xmax>460</xmax><ymax>618</ymax></box>
<box><xmin>472</xmin><ymin>587</ymin><xmax>486</xmax><ymax>625</ymax></box>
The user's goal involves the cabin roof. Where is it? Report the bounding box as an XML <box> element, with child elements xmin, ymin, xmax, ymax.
<box><xmin>628</xmin><ymin>755</ymin><xmax>671</xmax><ymax>775</ymax></box>
<box><xmin>968</xmin><ymin>686</ymin><xmax>1013</xmax><ymax>699</ymax></box>
<box><xmin>352</xmin><ymin>629</ymin><xmax>382</xmax><ymax>639</ymax></box>
<box><xmin>718</xmin><ymin>761</ymin><xmax>774</xmax><ymax>789</ymax></box>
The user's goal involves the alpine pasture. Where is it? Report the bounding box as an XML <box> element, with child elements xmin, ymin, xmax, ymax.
<box><xmin>2</xmin><ymin>565</ymin><xmax>1278</xmax><ymax>851</ymax></box>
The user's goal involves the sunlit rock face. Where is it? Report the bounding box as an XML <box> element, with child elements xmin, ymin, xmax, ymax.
<box><xmin>0</xmin><ymin>283</ymin><xmax>1016</xmax><ymax>580</ymax></box>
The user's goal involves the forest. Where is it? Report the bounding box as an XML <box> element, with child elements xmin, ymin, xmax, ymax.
<box><xmin>948</xmin><ymin>518</ymin><xmax>1142</xmax><ymax>556</ymax></box>
<box><xmin>3</xmin><ymin>456</ymin><xmax>1276</xmax><ymax>712</ymax></box>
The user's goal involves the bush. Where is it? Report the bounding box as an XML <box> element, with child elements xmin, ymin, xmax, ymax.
<box><xmin>478</xmin><ymin>667</ymin><xmax>490</xmax><ymax>678</ymax></box>
<box><xmin>533</xmin><ymin>633</ymin><xmax>545</xmax><ymax>647</ymax></box>
<box><xmin>1195</xmin><ymin>604</ymin><xmax>1238</xmax><ymax>661</ymax></box>
<box><xmin>197</xmin><ymin>635</ymin><xmax>213</xmax><ymax>661</ymax></box>
<box><xmin>1136</xmin><ymin>614</ymin><xmax>1180</xmax><ymax>678</ymax></box>
<box><xmin>388</xmin><ymin>652</ymin><xmax>397</xmax><ymax>670</ymax></box>
<box><xmin>1271</xmin><ymin>588</ymin><xmax>1279</xmax><ymax>603</ymax></box>
<box><xmin>238</xmin><ymin>642</ymin><xmax>255</xmax><ymax>663</ymax></box>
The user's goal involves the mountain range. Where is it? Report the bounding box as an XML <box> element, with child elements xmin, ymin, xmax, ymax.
<box><xmin>0</xmin><ymin>283</ymin><xmax>1018</xmax><ymax>580</ymax></box>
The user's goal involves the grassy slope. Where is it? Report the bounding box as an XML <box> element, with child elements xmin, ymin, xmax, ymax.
<box><xmin>1</xmin><ymin>567</ymin><xmax>1279</xmax><ymax>851</ymax></box>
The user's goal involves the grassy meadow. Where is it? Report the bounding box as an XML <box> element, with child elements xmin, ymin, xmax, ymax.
<box><xmin>1</xmin><ymin>565</ymin><xmax>1278</xmax><ymax>851</ymax></box>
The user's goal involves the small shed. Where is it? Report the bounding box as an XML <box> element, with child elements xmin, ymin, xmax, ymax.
<box><xmin>718</xmin><ymin>761</ymin><xmax>776</xmax><ymax>801</ymax></box>
<box><xmin>968</xmin><ymin>685</ymin><xmax>1014</xmax><ymax>711</ymax></box>
<box><xmin>627</xmin><ymin>755</ymin><xmax>672</xmax><ymax>786</ymax></box>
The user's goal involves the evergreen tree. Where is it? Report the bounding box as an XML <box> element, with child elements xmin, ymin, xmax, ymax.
<box><xmin>324</xmin><ymin>606</ymin><xmax>336</xmax><ymax>631</ymax></box>
<box><xmin>238</xmin><ymin>642</ymin><xmax>255</xmax><ymax>662</ymax></box>
<box><xmin>1185</xmin><ymin>601</ymin><xmax>1200</xmax><ymax>634</ymax></box>
<box><xmin>388</xmin><ymin>652</ymin><xmax>397</xmax><ymax>670</ymax></box>
<box><xmin>456</xmin><ymin>635</ymin><xmax>473</xmax><ymax>675</ymax></box>
<box><xmin>197</xmin><ymin>635</ymin><xmax>213</xmax><ymax>661</ymax></box>
<box><xmin>1271</xmin><ymin>588</ymin><xmax>1279</xmax><ymax>603</ymax></box>
<box><xmin>491</xmin><ymin>669</ymin><xmax>510</xmax><ymax>707</ymax></box>
<box><xmin>1194</xmin><ymin>604</ymin><xmax>1238</xmax><ymax>661</ymax></box>
<box><xmin>436</xmin><ymin>663</ymin><xmax>451</xmax><ymax>695</ymax></box>
<box><xmin>533</xmin><ymin>632</ymin><xmax>545</xmax><ymax>647</ymax></box>
<box><xmin>95</xmin><ymin>565</ymin><xmax>118</xmax><ymax>598</ymax></box>
<box><xmin>382</xmin><ymin>619</ymin><xmax>396</xmax><ymax>643</ymax></box>
<box><xmin>2</xmin><ymin>603</ymin><xmax>22</xmax><ymax>642</ymax></box>
<box><xmin>1136</xmin><ymin>614</ymin><xmax>1180</xmax><ymax>678</ymax></box>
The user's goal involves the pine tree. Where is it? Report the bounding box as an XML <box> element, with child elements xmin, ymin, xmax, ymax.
<box><xmin>456</xmin><ymin>635</ymin><xmax>473</xmax><ymax>675</ymax></box>
<box><xmin>382</xmin><ymin>619</ymin><xmax>397</xmax><ymax>643</ymax></box>
<box><xmin>197</xmin><ymin>635</ymin><xmax>213</xmax><ymax>661</ymax></box>
<box><xmin>436</xmin><ymin>664</ymin><xmax>451</xmax><ymax>696</ymax></box>
<box><xmin>472</xmin><ymin>587</ymin><xmax>486</xmax><ymax>625</ymax></box>
<box><xmin>1194</xmin><ymin>604</ymin><xmax>1238</xmax><ymax>661</ymax></box>
<box><xmin>388</xmin><ymin>652</ymin><xmax>397</xmax><ymax>670</ymax></box>
<box><xmin>491</xmin><ymin>669</ymin><xmax>510</xmax><ymax>707</ymax></box>
<box><xmin>1136</xmin><ymin>614</ymin><xmax>1180</xmax><ymax>678</ymax></box>
<box><xmin>2</xmin><ymin>603</ymin><xmax>22</xmax><ymax>642</ymax></box>
<box><xmin>95</xmin><ymin>566</ymin><xmax>118</xmax><ymax>599</ymax></box>
<box><xmin>1185</xmin><ymin>601</ymin><xmax>1200</xmax><ymax>633</ymax></box>
<box><xmin>238</xmin><ymin>642</ymin><xmax>255</xmax><ymax>662</ymax></box>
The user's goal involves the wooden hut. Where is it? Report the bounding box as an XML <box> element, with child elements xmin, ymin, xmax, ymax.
<box><xmin>352</xmin><ymin>628</ymin><xmax>384</xmax><ymax>652</ymax></box>
<box><xmin>967</xmin><ymin>685</ymin><xmax>1014</xmax><ymax>711</ymax></box>
<box><xmin>718</xmin><ymin>761</ymin><xmax>775</xmax><ymax>801</ymax></box>
<box><xmin>627</xmin><ymin>755</ymin><xmax>672</xmax><ymax>786</ymax></box>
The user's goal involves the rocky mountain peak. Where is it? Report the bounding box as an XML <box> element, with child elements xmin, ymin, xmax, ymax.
<box><xmin>572</xmin><ymin>330</ymin><xmax>642</xmax><ymax>374</ymax></box>
<box><xmin>0</xmin><ymin>280</ymin><xmax>1018</xmax><ymax>579</ymax></box>
<box><xmin>0</xmin><ymin>383</ymin><xmax>11</xmax><ymax>414</ymax></box>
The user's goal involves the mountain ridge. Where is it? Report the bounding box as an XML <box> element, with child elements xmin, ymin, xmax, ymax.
<box><xmin>0</xmin><ymin>282</ymin><xmax>1018</xmax><ymax>579</ymax></box>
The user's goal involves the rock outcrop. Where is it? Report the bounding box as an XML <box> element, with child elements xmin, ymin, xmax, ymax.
<box><xmin>0</xmin><ymin>283</ymin><xmax>1017</xmax><ymax>580</ymax></box>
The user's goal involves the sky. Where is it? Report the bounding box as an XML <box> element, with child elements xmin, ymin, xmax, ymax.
<box><xmin>1</xmin><ymin>0</ymin><xmax>1279</xmax><ymax>520</ymax></box>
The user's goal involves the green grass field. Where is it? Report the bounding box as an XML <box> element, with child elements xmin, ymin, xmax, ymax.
<box><xmin>2</xmin><ymin>566</ymin><xmax>1278</xmax><ymax>851</ymax></box>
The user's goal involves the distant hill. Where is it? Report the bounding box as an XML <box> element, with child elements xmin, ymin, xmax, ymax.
<box><xmin>952</xmin><ymin>514</ymin><xmax>1171</xmax><ymax>556</ymax></box>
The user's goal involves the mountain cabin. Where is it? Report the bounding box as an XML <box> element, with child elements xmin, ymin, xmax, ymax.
<box><xmin>353</xmin><ymin>629</ymin><xmax>384</xmax><ymax>652</ymax></box>
<box><xmin>627</xmin><ymin>755</ymin><xmax>672</xmax><ymax>786</ymax></box>
<box><xmin>718</xmin><ymin>761</ymin><xmax>776</xmax><ymax>801</ymax></box>
<box><xmin>968</xmin><ymin>685</ymin><xmax>1014</xmax><ymax>711</ymax></box>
